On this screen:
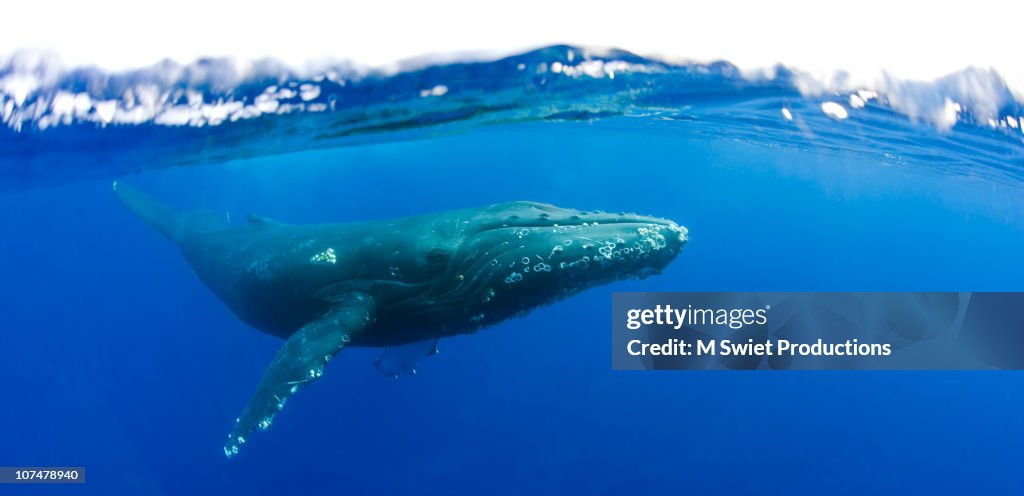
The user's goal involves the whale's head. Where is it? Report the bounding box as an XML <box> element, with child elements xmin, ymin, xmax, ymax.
<box><xmin>407</xmin><ymin>201</ymin><xmax>687</xmax><ymax>330</ymax></box>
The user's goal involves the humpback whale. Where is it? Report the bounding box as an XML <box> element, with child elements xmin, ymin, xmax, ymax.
<box><xmin>114</xmin><ymin>183</ymin><xmax>687</xmax><ymax>456</ymax></box>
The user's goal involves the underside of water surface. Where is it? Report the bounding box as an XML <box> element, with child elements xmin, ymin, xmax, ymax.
<box><xmin>2</xmin><ymin>45</ymin><xmax>1022</xmax><ymax>190</ymax></box>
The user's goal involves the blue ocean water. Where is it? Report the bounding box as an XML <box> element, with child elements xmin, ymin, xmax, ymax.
<box><xmin>1</xmin><ymin>46</ymin><xmax>1023</xmax><ymax>494</ymax></box>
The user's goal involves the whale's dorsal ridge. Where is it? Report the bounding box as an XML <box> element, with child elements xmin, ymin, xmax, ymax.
<box><xmin>181</xmin><ymin>209</ymin><xmax>230</xmax><ymax>233</ymax></box>
<box><xmin>246</xmin><ymin>213</ymin><xmax>285</xmax><ymax>228</ymax></box>
<box><xmin>115</xmin><ymin>183</ymin><xmax>230</xmax><ymax>242</ymax></box>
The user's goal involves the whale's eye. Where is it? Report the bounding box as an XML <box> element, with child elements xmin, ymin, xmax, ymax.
<box><xmin>426</xmin><ymin>247</ymin><xmax>450</xmax><ymax>264</ymax></box>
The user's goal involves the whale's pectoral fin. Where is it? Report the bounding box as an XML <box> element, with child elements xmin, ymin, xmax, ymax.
<box><xmin>224</xmin><ymin>292</ymin><xmax>376</xmax><ymax>458</ymax></box>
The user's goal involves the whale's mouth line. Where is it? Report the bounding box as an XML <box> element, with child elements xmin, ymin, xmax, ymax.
<box><xmin>473</xmin><ymin>219</ymin><xmax>679</xmax><ymax>236</ymax></box>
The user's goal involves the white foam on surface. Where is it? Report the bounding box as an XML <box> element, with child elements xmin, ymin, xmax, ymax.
<box><xmin>2</xmin><ymin>1</ymin><xmax>1022</xmax><ymax>133</ymax></box>
<box><xmin>820</xmin><ymin>102</ymin><xmax>849</xmax><ymax>120</ymax></box>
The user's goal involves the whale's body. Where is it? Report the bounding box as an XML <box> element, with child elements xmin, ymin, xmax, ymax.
<box><xmin>115</xmin><ymin>184</ymin><xmax>687</xmax><ymax>456</ymax></box>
